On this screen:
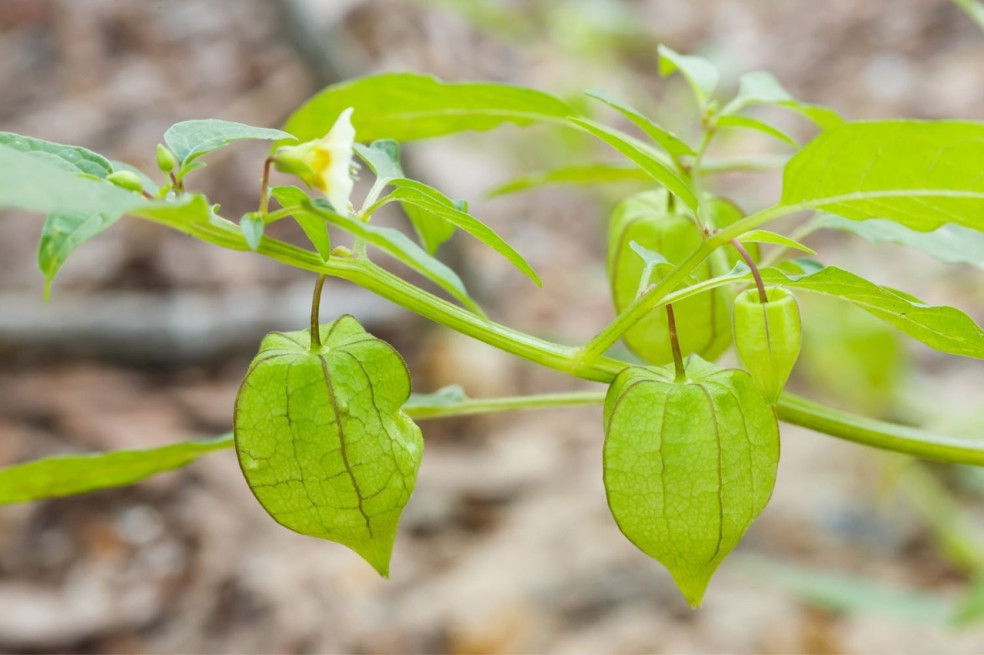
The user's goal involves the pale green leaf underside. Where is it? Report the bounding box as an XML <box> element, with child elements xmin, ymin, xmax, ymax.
<box><xmin>164</xmin><ymin>119</ymin><xmax>294</xmax><ymax>165</ymax></box>
<box><xmin>570</xmin><ymin>117</ymin><xmax>697</xmax><ymax>210</ymax></box>
<box><xmin>604</xmin><ymin>362</ymin><xmax>780</xmax><ymax>607</ymax></box>
<box><xmin>0</xmin><ymin>131</ymin><xmax>113</xmax><ymax>177</ymax></box>
<box><xmin>234</xmin><ymin>317</ymin><xmax>423</xmax><ymax>576</ymax></box>
<box><xmin>815</xmin><ymin>215</ymin><xmax>984</xmax><ymax>270</ymax></box>
<box><xmin>761</xmin><ymin>265</ymin><xmax>984</xmax><ymax>358</ymax></box>
<box><xmin>657</xmin><ymin>45</ymin><xmax>719</xmax><ymax>107</ymax></box>
<box><xmin>284</xmin><ymin>72</ymin><xmax>573</xmax><ymax>143</ymax></box>
<box><xmin>723</xmin><ymin>71</ymin><xmax>844</xmax><ymax>129</ymax></box>
<box><xmin>487</xmin><ymin>162</ymin><xmax>652</xmax><ymax>197</ymax></box>
<box><xmin>0</xmin><ymin>435</ymin><xmax>231</xmax><ymax>504</ymax></box>
<box><xmin>782</xmin><ymin>121</ymin><xmax>984</xmax><ymax>232</ymax></box>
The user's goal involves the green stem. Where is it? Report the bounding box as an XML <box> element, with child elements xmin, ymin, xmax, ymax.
<box><xmin>775</xmin><ymin>393</ymin><xmax>984</xmax><ymax>466</ymax></box>
<box><xmin>405</xmin><ymin>390</ymin><xmax>606</xmax><ymax>420</ymax></box>
<box><xmin>665</xmin><ymin>304</ymin><xmax>686</xmax><ymax>382</ymax></box>
<box><xmin>129</xmin><ymin>206</ymin><xmax>984</xmax><ymax>467</ymax></box>
<box><xmin>310</xmin><ymin>274</ymin><xmax>326</xmax><ymax>351</ymax></box>
<box><xmin>732</xmin><ymin>239</ymin><xmax>768</xmax><ymax>303</ymax></box>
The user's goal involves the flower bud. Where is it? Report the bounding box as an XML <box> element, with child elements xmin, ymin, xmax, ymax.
<box><xmin>733</xmin><ymin>286</ymin><xmax>802</xmax><ymax>402</ymax></box>
<box><xmin>106</xmin><ymin>170</ymin><xmax>144</xmax><ymax>192</ymax></box>
<box><xmin>156</xmin><ymin>144</ymin><xmax>176</xmax><ymax>173</ymax></box>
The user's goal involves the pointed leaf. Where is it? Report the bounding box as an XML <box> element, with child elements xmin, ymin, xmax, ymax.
<box><xmin>569</xmin><ymin>117</ymin><xmax>697</xmax><ymax>210</ymax></box>
<box><xmin>402</xmin><ymin>201</ymin><xmax>456</xmax><ymax>255</ymax></box>
<box><xmin>240</xmin><ymin>212</ymin><xmax>264</xmax><ymax>251</ymax></box>
<box><xmin>738</xmin><ymin>229</ymin><xmax>816</xmax><ymax>255</ymax></box>
<box><xmin>0</xmin><ymin>131</ymin><xmax>113</xmax><ymax>177</ymax></box>
<box><xmin>586</xmin><ymin>89</ymin><xmax>695</xmax><ymax>156</ymax></box>
<box><xmin>723</xmin><ymin>71</ymin><xmax>844</xmax><ymax>129</ymax></box>
<box><xmin>815</xmin><ymin>215</ymin><xmax>984</xmax><ymax>270</ymax></box>
<box><xmin>353</xmin><ymin>140</ymin><xmax>404</xmax><ymax>183</ymax></box>
<box><xmin>164</xmin><ymin>119</ymin><xmax>294</xmax><ymax>166</ymax></box>
<box><xmin>235</xmin><ymin>317</ymin><xmax>424</xmax><ymax>576</ymax></box>
<box><xmin>284</xmin><ymin>72</ymin><xmax>573</xmax><ymax>143</ymax></box>
<box><xmin>658</xmin><ymin>45</ymin><xmax>719</xmax><ymax>108</ymax></box>
<box><xmin>383</xmin><ymin>178</ymin><xmax>541</xmax><ymax>285</ymax></box>
<box><xmin>487</xmin><ymin>162</ymin><xmax>652</xmax><ymax>197</ymax></box>
<box><xmin>716</xmin><ymin>115</ymin><xmax>797</xmax><ymax>146</ymax></box>
<box><xmin>760</xmin><ymin>265</ymin><xmax>984</xmax><ymax>358</ymax></box>
<box><xmin>0</xmin><ymin>435</ymin><xmax>231</xmax><ymax>504</ymax></box>
<box><xmin>301</xmin><ymin>198</ymin><xmax>483</xmax><ymax>314</ymax></box>
<box><xmin>782</xmin><ymin>121</ymin><xmax>984</xmax><ymax>232</ymax></box>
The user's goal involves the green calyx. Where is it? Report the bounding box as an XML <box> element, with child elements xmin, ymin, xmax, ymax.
<box><xmin>734</xmin><ymin>286</ymin><xmax>802</xmax><ymax>403</ymax></box>
<box><xmin>233</xmin><ymin>315</ymin><xmax>423</xmax><ymax>577</ymax></box>
<box><xmin>603</xmin><ymin>358</ymin><xmax>780</xmax><ymax>607</ymax></box>
<box><xmin>607</xmin><ymin>189</ymin><xmax>731</xmax><ymax>365</ymax></box>
<box><xmin>272</xmin><ymin>141</ymin><xmax>319</xmax><ymax>189</ymax></box>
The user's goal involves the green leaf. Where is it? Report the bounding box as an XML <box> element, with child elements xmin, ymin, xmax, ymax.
<box><xmin>0</xmin><ymin>131</ymin><xmax>113</xmax><ymax>177</ymax></box>
<box><xmin>569</xmin><ymin>117</ymin><xmax>697</xmax><ymax>210</ymax></box>
<box><xmin>164</xmin><ymin>119</ymin><xmax>294</xmax><ymax>166</ymax></box>
<box><xmin>383</xmin><ymin>178</ymin><xmax>541</xmax><ymax>285</ymax></box>
<box><xmin>657</xmin><ymin>45</ymin><xmax>719</xmax><ymax>108</ymax></box>
<box><xmin>402</xmin><ymin>201</ymin><xmax>457</xmax><ymax>255</ymax></box>
<box><xmin>722</xmin><ymin>71</ymin><xmax>844</xmax><ymax>129</ymax></box>
<box><xmin>738</xmin><ymin>229</ymin><xmax>816</xmax><ymax>255</ymax></box>
<box><xmin>716</xmin><ymin>115</ymin><xmax>797</xmax><ymax>146</ymax></box>
<box><xmin>38</xmin><ymin>211</ymin><xmax>121</xmax><ymax>300</ymax></box>
<box><xmin>353</xmin><ymin>139</ymin><xmax>404</xmax><ymax>183</ymax></box>
<box><xmin>240</xmin><ymin>212</ymin><xmax>264</xmax><ymax>251</ymax></box>
<box><xmin>269</xmin><ymin>186</ymin><xmax>332</xmax><ymax>261</ymax></box>
<box><xmin>284</xmin><ymin>72</ymin><xmax>573</xmax><ymax>143</ymax></box>
<box><xmin>759</xmin><ymin>265</ymin><xmax>984</xmax><ymax>358</ymax></box>
<box><xmin>782</xmin><ymin>121</ymin><xmax>984</xmax><ymax>232</ymax></box>
<box><xmin>604</xmin><ymin>360</ymin><xmax>780</xmax><ymax>607</ymax></box>
<box><xmin>301</xmin><ymin>198</ymin><xmax>483</xmax><ymax>314</ymax></box>
<box><xmin>235</xmin><ymin>316</ymin><xmax>424</xmax><ymax>576</ymax></box>
<box><xmin>487</xmin><ymin>162</ymin><xmax>652</xmax><ymax>197</ymax></box>
<box><xmin>0</xmin><ymin>435</ymin><xmax>231</xmax><ymax>504</ymax></box>
<box><xmin>0</xmin><ymin>144</ymin><xmax>144</xmax><ymax>217</ymax></box>
<box><xmin>585</xmin><ymin>89</ymin><xmax>695</xmax><ymax>156</ymax></box>
<box><xmin>815</xmin><ymin>215</ymin><xmax>984</xmax><ymax>270</ymax></box>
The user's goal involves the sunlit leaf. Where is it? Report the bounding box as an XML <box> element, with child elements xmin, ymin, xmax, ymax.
<box><xmin>284</xmin><ymin>72</ymin><xmax>573</xmax><ymax>143</ymax></box>
<box><xmin>716</xmin><ymin>115</ymin><xmax>797</xmax><ymax>146</ymax></box>
<box><xmin>0</xmin><ymin>131</ymin><xmax>113</xmax><ymax>177</ymax></box>
<box><xmin>164</xmin><ymin>119</ymin><xmax>294</xmax><ymax>166</ymax></box>
<box><xmin>569</xmin><ymin>117</ymin><xmax>697</xmax><ymax>210</ymax></box>
<box><xmin>782</xmin><ymin>121</ymin><xmax>984</xmax><ymax>232</ymax></box>
<box><xmin>722</xmin><ymin>71</ymin><xmax>844</xmax><ymax>129</ymax></box>
<box><xmin>586</xmin><ymin>89</ymin><xmax>695</xmax><ymax>156</ymax></box>
<box><xmin>0</xmin><ymin>435</ymin><xmax>232</xmax><ymax>504</ymax></box>
<box><xmin>657</xmin><ymin>45</ymin><xmax>719</xmax><ymax>108</ymax></box>
<box><xmin>487</xmin><ymin>162</ymin><xmax>652</xmax><ymax>197</ymax></box>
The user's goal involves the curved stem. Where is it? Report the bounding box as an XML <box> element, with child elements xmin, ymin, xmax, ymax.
<box><xmin>310</xmin><ymin>274</ymin><xmax>326</xmax><ymax>351</ymax></box>
<box><xmin>665</xmin><ymin>305</ymin><xmax>686</xmax><ymax>382</ymax></box>
<box><xmin>731</xmin><ymin>239</ymin><xmax>768</xmax><ymax>303</ymax></box>
<box><xmin>775</xmin><ymin>393</ymin><xmax>984</xmax><ymax>466</ymax></box>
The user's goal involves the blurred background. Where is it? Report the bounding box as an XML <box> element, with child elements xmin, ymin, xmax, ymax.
<box><xmin>1</xmin><ymin>0</ymin><xmax>984</xmax><ymax>652</ymax></box>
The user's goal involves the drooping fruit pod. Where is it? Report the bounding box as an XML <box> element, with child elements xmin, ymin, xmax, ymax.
<box><xmin>234</xmin><ymin>315</ymin><xmax>423</xmax><ymax>577</ymax></box>
<box><xmin>733</xmin><ymin>286</ymin><xmax>802</xmax><ymax>402</ymax></box>
<box><xmin>607</xmin><ymin>189</ymin><xmax>732</xmax><ymax>365</ymax></box>
<box><xmin>603</xmin><ymin>358</ymin><xmax>780</xmax><ymax>607</ymax></box>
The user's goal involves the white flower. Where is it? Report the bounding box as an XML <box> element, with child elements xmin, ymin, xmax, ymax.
<box><xmin>274</xmin><ymin>107</ymin><xmax>356</xmax><ymax>213</ymax></box>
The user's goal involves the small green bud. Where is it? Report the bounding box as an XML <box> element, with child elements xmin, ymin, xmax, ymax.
<box><xmin>733</xmin><ymin>287</ymin><xmax>802</xmax><ymax>402</ymax></box>
<box><xmin>106</xmin><ymin>170</ymin><xmax>144</xmax><ymax>192</ymax></box>
<box><xmin>156</xmin><ymin>144</ymin><xmax>177</xmax><ymax>173</ymax></box>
